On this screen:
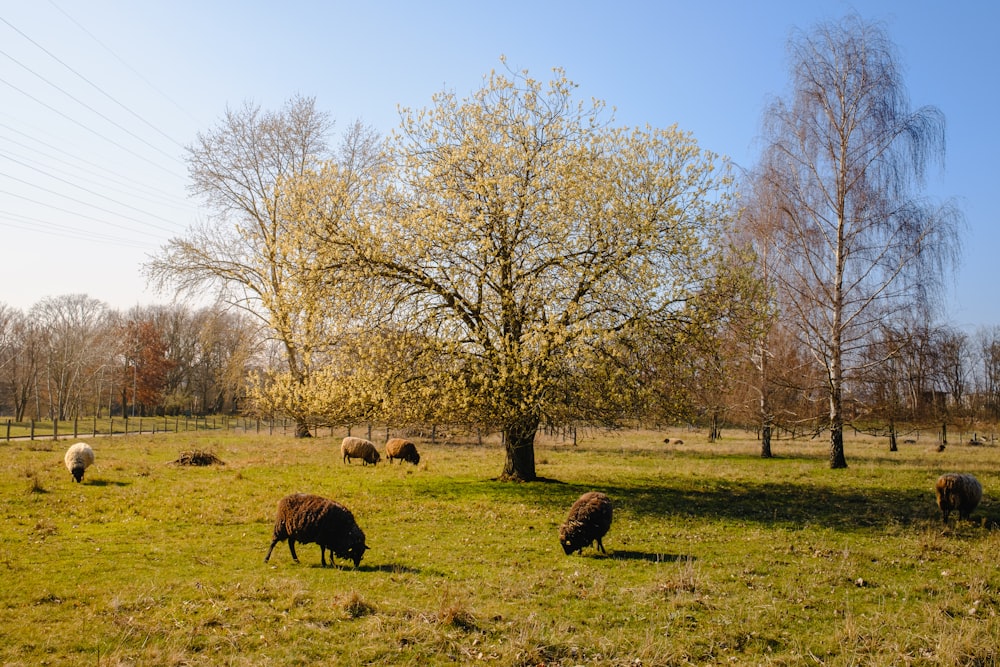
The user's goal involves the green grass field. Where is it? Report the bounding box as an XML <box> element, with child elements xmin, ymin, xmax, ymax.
<box><xmin>2</xmin><ymin>428</ymin><xmax>998</xmax><ymax>666</ymax></box>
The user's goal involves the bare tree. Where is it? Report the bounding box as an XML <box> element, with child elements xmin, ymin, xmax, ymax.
<box><xmin>31</xmin><ymin>295</ymin><xmax>111</xmax><ymax>421</ymax></box>
<box><xmin>973</xmin><ymin>327</ymin><xmax>1000</xmax><ymax>421</ymax></box>
<box><xmin>146</xmin><ymin>96</ymin><xmax>379</xmax><ymax>436</ymax></box>
<box><xmin>756</xmin><ymin>14</ymin><xmax>962</xmax><ymax>467</ymax></box>
<box><xmin>938</xmin><ymin>326</ymin><xmax>969</xmax><ymax>417</ymax></box>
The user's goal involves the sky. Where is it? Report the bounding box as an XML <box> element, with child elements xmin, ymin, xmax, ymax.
<box><xmin>1</xmin><ymin>1</ymin><xmax>997</xmax><ymax>331</ymax></box>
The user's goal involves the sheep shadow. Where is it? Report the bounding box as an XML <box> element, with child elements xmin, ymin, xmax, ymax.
<box><xmin>361</xmin><ymin>563</ymin><xmax>422</xmax><ymax>575</ymax></box>
<box><xmin>302</xmin><ymin>562</ymin><xmax>424</xmax><ymax>575</ymax></box>
<box><xmin>85</xmin><ymin>479</ymin><xmax>130</xmax><ymax>487</ymax></box>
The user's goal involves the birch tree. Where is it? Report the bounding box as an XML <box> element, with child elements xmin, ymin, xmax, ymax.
<box><xmin>757</xmin><ymin>15</ymin><xmax>962</xmax><ymax>468</ymax></box>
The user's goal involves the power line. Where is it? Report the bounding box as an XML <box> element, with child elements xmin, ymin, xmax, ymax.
<box><xmin>46</xmin><ymin>0</ymin><xmax>202</xmax><ymax>127</ymax></box>
<box><xmin>0</xmin><ymin>45</ymin><xmax>181</xmax><ymax>167</ymax></box>
<box><xmin>1</xmin><ymin>150</ymin><xmax>187</xmax><ymax>231</ymax></box>
<box><xmin>0</xmin><ymin>117</ymin><xmax>190</xmax><ymax>209</ymax></box>
<box><xmin>0</xmin><ymin>209</ymin><xmax>155</xmax><ymax>249</ymax></box>
<box><xmin>0</xmin><ymin>186</ymin><xmax>178</xmax><ymax>238</ymax></box>
<box><xmin>0</xmin><ymin>75</ymin><xmax>178</xmax><ymax>178</ymax></box>
<box><xmin>0</xmin><ymin>14</ymin><xmax>188</xmax><ymax>152</ymax></box>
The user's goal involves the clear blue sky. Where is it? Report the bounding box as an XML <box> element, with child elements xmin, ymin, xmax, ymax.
<box><xmin>1</xmin><ymin>1</ymin><xmax>996</xmax><ymax>331</ymax></box>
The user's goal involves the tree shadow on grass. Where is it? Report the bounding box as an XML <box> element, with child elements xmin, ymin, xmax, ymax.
<box><xmin>500</xmin><ymin>478</ymin><xmax>1000</xmax><ymax>533</ymax></box>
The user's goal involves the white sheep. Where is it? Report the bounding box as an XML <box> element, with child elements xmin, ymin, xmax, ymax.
<box><xmin>341</xmin><ymin>436</ymin><xmax>381</xmax><ymax>465</ymax></box>
<box><xmin>64</xmin><ymin>442</ymin><xmax>95</xmax><ymax>483</ymax></box>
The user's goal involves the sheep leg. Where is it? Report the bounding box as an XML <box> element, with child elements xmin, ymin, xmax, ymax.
<box><xmin>264</xmin><ymin>539</ymin><xmax>280</xmax><ymax>563</ymax></box>
<box><xmin>320</xmin><ymin>546</ymin><xmax>327</xmax><ymax>567</ymax></box>
<box><xmin>288</xmin><ymin>540</ymin><xmax>299</xmax><ymax>563</ymax></box>
<box><xmin>596</xmin><ymin>538</ymin><xmax>606</xmax><ymax>554</ymax></box>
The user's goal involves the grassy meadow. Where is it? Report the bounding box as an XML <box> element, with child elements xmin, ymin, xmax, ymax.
<box><xmin>2</xmin><ymin>427</ymin><xmax>999</xmax><ymax>666</ymax></box>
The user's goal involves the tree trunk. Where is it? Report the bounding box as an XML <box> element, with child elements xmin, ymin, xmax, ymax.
<box><xmin>829</xmin><ymin>424</ymin><xmax>847</xmax><ymax>468</ymax></box>
<box><xmin>888</xmin><ymin>419</ymin><xmax>898</xmax><ymax>452</ymax></box>
<box><xmin>760</xmin><ymin>423</ymin><xmax>773</xmax><ymax>458</ymax></box>
<box><xmin>829</xmin><ymin>365</ymin><xmax>847</xmax><ymax>467</ymax></box>
<box><xmin>294</xmin><ymin>421</ymin><xmax>312</xmax><ymax>438</ymax></box>
<box><xmin>501</xmin><ymin>415</ymin><xmax>539</xmax><ymax>481</ymax></box>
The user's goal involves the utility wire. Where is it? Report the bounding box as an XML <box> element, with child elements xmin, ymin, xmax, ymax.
<box><xmin>0</xmin><ymin>14</ymin><xmax>188</xmax><ymax>151</ymax></box>
<box><xmin>0</xmin><ymin>46</ymin><xmax>181</xmax><ymax>167</ymax></box>
<box><xmin>0</xmin><ymin>184</ymin><xmax>178</xmax><ymax>237</ymax></box>
<box><xmin>0</xmin><ymin>209</ymin><xmax>154</xmax><ymax>249</ymax></box>
<box><xmin>0</xmin><ymin>117</ymin><xmax>189</xmax><ymax>209</ymax></box>
<box><xmin>46</xmin><ymin>0</ymin><xmax>202</xmax><ymax>127</ymax></box>
<box><xmin>0</xmin><ymin>76</ymin><xmax>178</xmax><ymax>177</ymax></box>
<box><xmin>0</xmin><ymin>139</ymin><xmax>191</xmax><ymax>211</ymax></box>
<box><xmin>0</xmin><ymin>151</ymin><xmax>186</xmax><ymax>231</ymax></box>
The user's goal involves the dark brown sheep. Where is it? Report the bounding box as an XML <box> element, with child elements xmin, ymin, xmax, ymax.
<box><xmin>341</xmin><ymin>437</ymin><xmax>381</xmax><ymax>465</ymax></box>
<box><xmin>559</xmin><ymin>491</ymin><xmax>613</xmax><ymax>555</ymax></box>
<box><xmin>385</xmin><ymin>438</ymin><xmax>420</xmax><ymax>465</ymax></box>
<box><xmin>935</xmin><ymin>473</ymin><xmax>983</xmax><ymax>523</ymax></box>
<box><xmin>264</xmin><ymin>493</ymin><xmax>369</xmax><ymax>567</ymax></box>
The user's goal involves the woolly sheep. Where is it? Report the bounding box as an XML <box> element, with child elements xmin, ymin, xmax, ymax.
<box><xmin>559</xmin><ymin>491</ymin><xmax>613</xmax><ymax>555</ymax></box>
<box><xmin>341</xmin><ymin>436</ymin><xmax>381</xmax><ymax>465</ymax></box>
<box><xmin>935</xmin><ymin>473</ymin><xmax>983</xmax><ymax>524</ymax></box>
<box><xmin>64</xmin><ymin>442</ymin><xmax>95</xmax><ymax>483</ymax></box>
<box><xmin>385</xmin><ymin>438</ymin><xmax>420</xmax><ymax>465</ymax></box>
<box><xmin>264</xmin><ymin>493</ymin><xmax>369</xmax><ymax>567</ymax></box>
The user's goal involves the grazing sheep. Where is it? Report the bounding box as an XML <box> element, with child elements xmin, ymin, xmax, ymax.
<box><xmin>935</xmin><ymin>473</ymin><xmax>983</xmax><ymax>524</ymax></box>
<box><xmin>385</xmin><ymin>438</ymin><xmax>420</xmax><ymax>465</ymax></box>
<box><xmin>64</xmin><ymin>442</ymin><xmax>95</xmax><ymax>483</ymax></box>
<box><xmin>559</xmin><ymin>491</ymin><xmax>613</xmax><ymax>555</ymax></box>
<box><xmin>341</xmin><ymin>437</ymin><xmax>381</xmax><ymax>466</ymax></box>
<box><xmin>662</xmin><ymin>438</ymin><xmax>684</xmax><ymax>445</ymax></box>
<box><xmin>264</xmin><ymin>493</ymin><xmax>369</xmax><ymax>567</ymax></box>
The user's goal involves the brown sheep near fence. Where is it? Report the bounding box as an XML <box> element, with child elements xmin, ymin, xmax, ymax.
<box><xmin>341</xmin><ymin>437</ymin><xmax>381</xmax><ymax>465</ymax></box>
<box><xmin>385</xmin><ymin>438</ymin><xmax>420</xmax><ymax>465</ymax></box>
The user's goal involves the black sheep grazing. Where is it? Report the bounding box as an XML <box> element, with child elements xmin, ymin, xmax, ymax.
<box><xmin>559</xmin><ymin>491</ymin><xmax>613</xmax><ymax>555</ymax></box>
<box><xmin>935</xmin><ymin>473</ymin><xmax>983</xmax><ymax>523</ymax></box>
<box><xmin>264</xmin><ymin>493</ymin><xmax>368</xmax><ymax>567</ymax></box>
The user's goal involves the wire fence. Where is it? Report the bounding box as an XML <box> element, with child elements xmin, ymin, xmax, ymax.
<box><xmin>0</xmin><ymin>416</ymin><xmax>297</xmax><ymax>441</ymax></box>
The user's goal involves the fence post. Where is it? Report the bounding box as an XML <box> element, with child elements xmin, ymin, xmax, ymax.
<box><xmin>30</xmin><ymin>419</ymin><xmax>35</xmax><ymax>440</ymax></box>
<box><xmin>53</xmin><ymin>419</ymin><xmax>58</xmax><ymax>441</ymax></box>
<box><xmin>5</xmin><ymin>419</ymin><xmax>9</xmax><ymax>441</ymax></box>
<box><xmin>74</xmin><ymin>417</ymin><xmax>78</xmax><ymax>439</ymax></box>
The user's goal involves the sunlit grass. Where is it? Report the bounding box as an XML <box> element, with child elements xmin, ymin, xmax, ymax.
<box><xmin>1</xmin><ymin>428</ymin><xmax>998</xmax><ymax>665</ymax></box>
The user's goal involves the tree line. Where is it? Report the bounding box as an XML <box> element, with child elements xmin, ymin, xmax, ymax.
<box><xmin>0</xmin><ymin>296</ymin><xmax>260</xmax><ymax>422</ymax></box>
<box><xmin>4</xmin><ymin>15</ymin><xmax>971</xmax><ymax>480</ymax></box>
